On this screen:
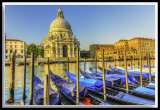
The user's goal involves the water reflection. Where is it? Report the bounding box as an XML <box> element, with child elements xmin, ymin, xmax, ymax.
<box><xmin>4</xmin><ymin>59</ymin><xmax>155</xmax><ymax>105</ymax></box>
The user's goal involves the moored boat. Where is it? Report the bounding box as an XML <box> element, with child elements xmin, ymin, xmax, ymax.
<box><xmin>66</xmin><ymin>71</ymin><xmax>155</xmax><ymax>105</ymax></box>
<box><xmin>50</xmin><ymin>72</ymin><xmax>111</xmax><ymax>105</ymax></box>
<box><xmin>109</xmin><ymin>66</ymin><xmax>151</xmax><ymax>81</ymax></box>
<box><xmin>33</xmin><ymin>75</ymin><xmax>61</xmax><ymax>105</ymax></box>
<box><xmin>90</xmin><ymin>67</ymin><xmax>138</xmax><ymax>84</ymax></box>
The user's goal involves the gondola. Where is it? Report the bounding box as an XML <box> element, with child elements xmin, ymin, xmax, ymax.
<box><xmin>115</xmin><ymin>66</ymin><xmax>155</xmax><ymax>81</ymax></box>
<box><xmin>81</xmin><ymin>69</ymin><xmax>155</xmax><ymax>100</ymax></box>
<box><xmin>50</xmin><ymin>71</ymin><xmax>111</xmax><ymax>105</ymax></box>
<box><xmin>141</xmin><ymin>65</ymin><xmax>155</xmax><ymax>68</ymax></box>
<box><xmin>33</xmin><ymin>75</ymin><xmax>61</xmax><ymax>105</ymax></box>
<box><xmin>109</xmin><ymin>66</ymin><xmax>151</xmax><ymax>78</ymax></box>
<box><xmin>108</xmin><ymin>66</ymin><xmax>152</xmax><ymax>81</ymax></box>
<box><xmin>90</xmin><ymin>67</ymin><xmax>138</xmax><ymax>84</ymax></box>
<box><xmin>145</xmin><ymin>83</ymin><xmax>155</xmax><ymax>89</ymax></box>
<box><xmin>81</xmin><ymin>69</ymin><xmax>139</xmax><ymax>89</ymax></box>
<box><xmin>66</xmin><ymin>71</ymin><xmax>155</xmax><ymax>105</ymax></box>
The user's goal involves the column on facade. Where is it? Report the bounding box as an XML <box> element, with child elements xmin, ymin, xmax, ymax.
<box><xmin>60</xmin><ymin>43</ymin><xmax>62</xmax><ymax>57</ymax></box>
<box><xmin>68</xmin><ymin>43</ymin><xmax>71</xmax><ymax>57</ymax></box>
<box><xmin>72</xmin><ymin>43</ymin><xmax>75</xmax><ymax>57</ymax></box>
<box><xmin>55</xmin><ymin>43</ymin><xmax>58</xmax><ymax>58</ymax></box>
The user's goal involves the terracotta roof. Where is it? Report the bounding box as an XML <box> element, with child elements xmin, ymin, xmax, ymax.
<box><xmin>130</xmin><ymin>37</ymin><xmax>154</xmax><ymax>40</ymax></box>
<box><xmin>6</xmin><ymin>39</ymin><xmax>23</xmax><ymax>42</ymax></box>
<box><xmin>90</xmin><ymin>44</ymin><xmax>114</xmax><ymax>47</ymax></box>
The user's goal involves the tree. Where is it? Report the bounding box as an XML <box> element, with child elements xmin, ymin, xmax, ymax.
<box><xmin>27</xmin><ymin>43</ymin><xmax>38</xmax><ymax>57</ymax></box>
<box><xmin>37</xmin><ymin>48</ymin><xmax>44</xmax><ymax>57</ymax></box>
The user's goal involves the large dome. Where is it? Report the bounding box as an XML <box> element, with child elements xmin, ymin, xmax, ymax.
<box><xmin>50</xmin><ymin>17</ymin><xmax>71</xmax><ymax>30</ymax></box>
<box><xmin>49</xmin><ymin>7</ymin><xmax>71</xmax><ymax>31</ymax></box>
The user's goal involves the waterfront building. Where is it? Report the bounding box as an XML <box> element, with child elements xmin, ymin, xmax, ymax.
<box><xmin>43</xmin><ymin>6</ymin><xmax>80</xmax><ymax>59</ymax></box>
<box><xmin>80</xmin><ymin>50</ymin><xmax>90</xmax><ymax>58</ymax></box>
<box><xmin>128</xmin><ymin>37</ymin><xmax>155</xmax><ymax>59</ymax></box>
<box><xmin>90</xmin><ymin>37</ymin><xmax>155</xmax><ymax>60</ymax></box>
<box><xmin>90</xmin><ymin>44</ymin><xmax>114</xmax><ymax>59</ymax></box>
<box><xmin>5</xmin><ymin>39</ymin><xmax>28</xmax><ymax>61</ymax></box>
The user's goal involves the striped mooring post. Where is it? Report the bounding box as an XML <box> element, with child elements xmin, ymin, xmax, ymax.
<box><xmin>7</xmin><ymin>52</ymin><xmax>15</xmax><ymax>103</ymax></box>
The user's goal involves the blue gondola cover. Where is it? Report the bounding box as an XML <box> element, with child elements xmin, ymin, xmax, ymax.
<box><xmin>50</xmin><ymin>72</ymin><xmax>88</xmax><ymax>100</ymax></box>
<box><xmin>80</xmin><ymin>69</ymin><xmax>122</xmax><ymax>87</ymax></box>
<box><xmin>89</xmin><ymin>68</ymin><xmax>138</xmax><ymax>84</ymax></box>
<box><xmin>65</xmin><ymin>71</ymin><xmax>104</xmax><ymax>92</ymax></box>
<box><xmin>33</xmin><ymin>75</ymin><xmax>60</xmax><ymax>105</ymax></box>
<box><xmin>133</xmin><ymin>87</ymin><xmax>155</xmax><ymax>95</ymax></box>
<box><xmin>109</xmin><ymin>66</ymin><xmax>152</xmax><ymax>79</ymax></box>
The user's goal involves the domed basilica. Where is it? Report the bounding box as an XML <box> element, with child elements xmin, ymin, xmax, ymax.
<box><xmin>43</xmin><ymin>6</ymin><xmax>80</xmax><ymax>59</ymax></box>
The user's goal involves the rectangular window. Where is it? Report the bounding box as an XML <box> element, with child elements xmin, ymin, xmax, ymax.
<box><xmin>21</xmin><ymin>45</ymin><xmax>23</xmax><ymax>48</ymax></box>
<box><xmin>6</xmin><ymin>50</ymin><xmax>8</xmax><ymax>53</ymax></box>
<box><xmin>6</xmin><ymin>56</ymin><xmax>8</xmax><ymax>58</ymax></box>
<box><xmin>15</xmin><ymin>45</ymin><xmax>17</xmax><ymax>48</ymax></box>
<box><xmin>15</xmin><ymin>49</ymin><xmax>17</xmax><ymax>53</ymax></box>
<box><xmin>21</xmin><ymin>50</ymin><xmax>23</xmax><ymax>53</ymax></box>
<box><xmin>10</xmin><ymin>49</ymin><xmax>12</xmax><ymax>53</ymax></box>
<box><xmin>21</xmin><ymin>56</ymin><xmax>23</xmax><ymax>58</ymax></box>
<box><xmin>15</xmin><ymin>42</ymin><xmax>16</xmax><ymax>44</ymax></box>
<box><xmin>10</xmin><ymin>45</ymin><xmax>12</xmax><ymax>48</ymax></box>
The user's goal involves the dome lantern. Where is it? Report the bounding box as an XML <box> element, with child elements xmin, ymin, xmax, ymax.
<box><xmin>57</xmin><ymin>5</ymin><xmax>64</xmax><ymax>18</ymax></box>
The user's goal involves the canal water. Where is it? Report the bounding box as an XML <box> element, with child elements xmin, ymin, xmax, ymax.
<box><xmin>4</xmin><ymin>59</ymin><xmax>155</xmax><ymax>105</ymax></box>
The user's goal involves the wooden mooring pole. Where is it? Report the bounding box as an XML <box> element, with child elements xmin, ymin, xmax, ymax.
<box><xmin>148</xmin><ymin>53</ymin><xmax>152</xmax><ymax>83</ymax></box>
<box><xmin>140</xmin><ymin>52</ymin><xmax>143</xmax><ymax>87</ymax></box>
<box><xmin>84</xmin><ymin>57</ymin><xmax>86</xmax><ymax>79</ymax></box>
<box><xmin>95</xmin><ymin>55</ymin><xmax>97</xmax><ymax>76</ymax></box>
<box><xmin>44</xmin><ymin>74</ymin><xmax>49</xmax><ymax>105</ymax></box>
<box><xmin>29</xmin><ymin>52</ymin><xmax>34</xmax><ymax>105</ymax></box>
<box><xmin>67</xmin><ymin>57</ymin><xmax>70</xmax><ymax>82</ymax></box>
<box><xmin>76</xmin><ymin>47</ymin><xmax>79</xmax><ymax>105</ymax></box>
<box><xmin>44</xmin><ymin>57</ymin><xmax>50</xmax><ymax>105</ymax></box>
<box><xmin>142</xmin><ymin>53</ymin><xmax>144</xmax><ymax>68</ymax></box>
<box><xmin>114</xmin><ymin>57</ymin><xmax>116</xmax><ymax>72</ymax></box>
<box><xmin>23</xmin><ymin>55</ymin><xmax>27</xmax><ymax>104</ymax></box>
<box><xmin>7</xmin><ymin>52</ymin><xmax>15</xmax><ymax>103</ymax></box>
<box><xmin>105</xmin><ymin>57</ymin><xmax>107</xmax><ymax>74</ymax></box>
<box><xmin>130</xmin><ymin>56</ymin><xmax>132</xmax><ymax>70</ymax></box>
<box><xmin>124</xmin><ymin>50</ymin><xmax>129</xmax><ymax>94</ymax></box>
<box><xmin>138</xmin><ymin>55</ymin><xmax>139</xmax><ymax>69</ymax></box>
<box><xmin>133</xmin><ymin>55</ymin><xmax>135</xmax><ymax>66</ymax></box>
<box><xmin>102</xmin><ymin>49</ymin><xmax>106</xmax><ymax>101</ymax></box>
<box><xmin>47</xmin><ymin>57</ymin><xmax>50</xmax><ymax>104</ymax></box>
<box><xmin>147</xmin><ymin>53</ymin><xmax>149</xmax><ymax>67</ymax></box>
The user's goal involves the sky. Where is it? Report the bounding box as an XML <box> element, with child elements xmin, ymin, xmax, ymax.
<box><xmin>4</xmin><ymin>3</ymin><xmax>156</xmax><ymax>50</ymax></box>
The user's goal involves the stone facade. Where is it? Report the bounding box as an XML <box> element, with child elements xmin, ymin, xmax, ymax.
<box><xmin>5</xmin><ymin>39</ymin><xmax>28</xmax><ymax>61</ymax></box>
<box><xmin>43</xmin><ymin>6</ymin><xmax>80</xmax><ymax>59</ymax></box>
<box><xmin>90</xmin><ymin>37</ymin><xmax>155</xmax><ymax>60</ymax></box>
